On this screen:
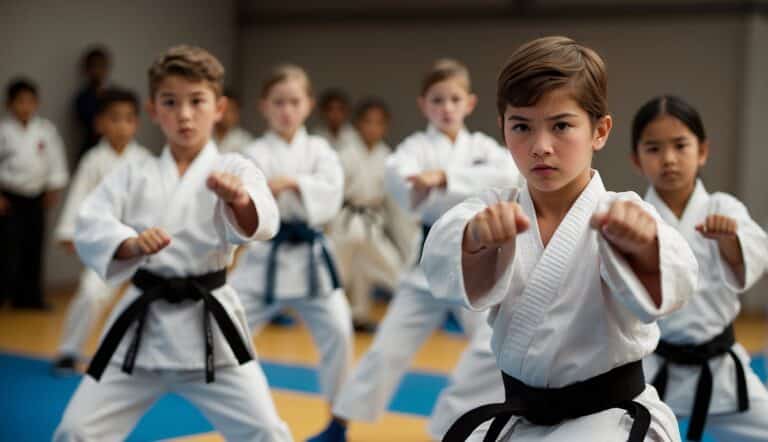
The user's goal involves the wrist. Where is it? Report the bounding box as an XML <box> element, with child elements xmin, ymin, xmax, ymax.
<box><xmin>229</xmin><ymin>191</ymin><xmax>252</xmax><ymax>210</ymax></box>
<box><xmin>626</xmin><ymin>239</ymin><xmax>660</xmax><ymax>274</ymax></box>
<box><xmin>462</xmin><ymin>226</ymin><xmax>485</xmax><ymax>255</ymax></box>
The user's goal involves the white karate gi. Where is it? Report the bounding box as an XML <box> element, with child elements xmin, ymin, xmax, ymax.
<box><xmin>422</xmin><ymin>172</ymin><xmax>698</xmax><ymax>441</ymax></box>
<box><xmin>329</xmin><ymin>134</ymin><xmax>410</xmax><ymax>322</ymax></box>
<box><xmin>55</xmin><ymin>140</ymin><xmax>151</xmax><ymax>359</ymax></box>
<box><xmin>54</xmin><ymin>142</ymin><xmax>291</xmax><ymax>441</ymax></box>
<box><xmin>333</xmin><ymin>125</ymin><xmax>519</xmax><ymax>428</ymax></box>
<box><xmin>229</xmin><ymin>127</ymin><xmax>353</xmax><ymax>403</ymax></box>
<box><xmin>0</xmin><ymin>115</ymin><xmax>68</xmax><ymax>196</ymax></box>
<box><xmin>216</xmin><ymin>126</ymin><xmax>254</xmax><ymax>154</ymax></box>
<box><xmin>642</xmin><ymin>181</ymin><xmax>768</xmax><ymax>442</ymax></box>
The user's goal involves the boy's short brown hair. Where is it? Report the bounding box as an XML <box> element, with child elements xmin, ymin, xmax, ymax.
<box><xmin>497</xmin><ymin>36</ymin><xmax>607</xmax><ymax>122</ymax></box>
<box><xmin>148</xmin><ymin>45</ymin><xmax>224</xmax><ymax>98</ymax></box>
<box><xmin>260</xmin><ymin>64</ymin><xmax>313</xmax><ymax>99</ymax></box>
<box><xmin>421</xmin><ymin>59</ymin><xmax>471</xmax><ymax>96</ymax></box>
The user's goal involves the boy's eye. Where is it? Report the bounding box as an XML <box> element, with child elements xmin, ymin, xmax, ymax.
<box><xmin>645</xmin><ymin>146</ymin><xmax>659</xmax><ymax>153</ymax></box>
<box><xmin>511</xmin><ymin>123</ymin><xmax>529</xmax><ymax>133</ymax></box>
<box><xmin>162</xmin><ymin>99</ymin><xmax>175</xmax><ymax>107</ymax></box>
<box><xmin>676</xmin><ymin>143</ymin><xmax>687</xmax><ymax>150</ymax></box>
<box><xmin>553</xmin><ymin>122</ymin><xmax>571</xmax><ymax>132</ymax></box>
<box><xmin>192</xmin><ymin>98</ymin><xmax>204</xmax><ymax>105</ymax></box>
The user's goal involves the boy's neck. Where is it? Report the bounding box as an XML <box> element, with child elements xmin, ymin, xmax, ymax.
<box><xmin>364</xmin><ymin>139</ymin><xmax>378</xmax><ymax>151</ymax></box>
<box><xmin>108</xmin><ymin>141</ymin><xmax>129</xmax><ymax>155</ymax></box>
<box><xmin>13</xmin><ymin>115</ymin><xmax>31</xmax><ymax>128</ymax></box>
<box><xmin>530</xmin><ymin>169</ymin><xmax>592</xmax><ymax>222</ymax></box>
<box><xmin>439</xmin><ymin>127</ymin><xmax>460</xmax><ymax>144</ymax></box>
<box><xmin>277</xmin><ymin>128</ymin><xmax>300</xmax><ymax>144</ymax></box>
<box><xmin>655</xmin><ymin>180</ymin><xmax>696</xmax><ymax>219</ymax></box>
<box><xmin>169</xmin><ymin>140</ymin><xmax>207</xmax><ymax>175</ymax></box>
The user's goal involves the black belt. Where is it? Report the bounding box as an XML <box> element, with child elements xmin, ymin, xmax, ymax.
<box><xmin>264</xmin><ymin>221</ymin><xmax>341</xmax><ymax>305</ymax></box>
<box><xmin>444</xmin><ymin>361</ymin><xmax>651</xmax><ymax>442</ymax></box>
<box><xmin>652</xmin><ymin>324</ymin><xmax>749</xmax><ymax>441</ymax></box>
<box><xmin>87</xmin><ymin>269</ymin><xmax>252</xmax><ymax>383</ymax></box>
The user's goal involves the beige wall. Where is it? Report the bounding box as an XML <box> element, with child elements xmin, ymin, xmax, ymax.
<box><xmin>0</xmin><ymin>0</ymin><xmax>237</xmax><ymax>287</ymax></box>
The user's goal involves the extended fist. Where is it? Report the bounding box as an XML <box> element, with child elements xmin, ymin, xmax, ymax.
<box><xmin>115</xmin><ymin>227</ymin><xmax>171</xmax><ymax>260</ymax></box>
<box><xmin>407</xmin><ymin>170</ymin><xmax>446</xmax><ymax>192</ymax></box>
<box><xmin>207</xmin><ymin>172</ymin><xmax>249</xmax><ymax>206</ymax></box>
<box><xmin>696</xmin><ymin>214</ymin><xmax>738</xmax><ymax>239</ymax></box>
<box><xmin>463</xmin><ymin>202</ymin><xmax>530</xmax><ymax>253</ymax></box>
<box><xmin>268</xmin><ymin>176</ymin><xmax>298</xmax><ymax>197</ymax></box>
<box><xmin>590</xmin><ymin>200</ymin><xmax>657</xmax><ymax>257</ymax></box>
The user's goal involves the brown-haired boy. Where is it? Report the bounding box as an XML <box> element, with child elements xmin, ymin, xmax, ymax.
<box><xmin>423</xmin><ymin>36</ymin><xmax>696</xmax><ymax>441</ymax></box>
<box><xmin>54</xmin><ymin>45</ymin><xmax>291</xmax><ymax>441</ymax></box>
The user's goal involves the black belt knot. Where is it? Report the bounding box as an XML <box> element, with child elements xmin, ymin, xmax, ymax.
<box><xmin>443</xmin><ymin>361</ymin><xmax>651</xmax><ymax>442</ymax></box>
<box><xmin>652</xmin><ymin>324</ymin><xmax>749</xmax><ymax>441</ymax></box>
<box><xmin>86</xmin><ymin>269</ymin><xmax>252</xmax><ymax>384</ymax></box>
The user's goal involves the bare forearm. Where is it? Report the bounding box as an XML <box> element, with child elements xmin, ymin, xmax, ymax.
<box><xmin>718</xmin><ymin>236</ymin><xmax>745</xmax><ymax>284</ymax></box>
<box><xmin>626</xmin><ymin>240</ymin><xmax>662</xmax><ymax>307</ymax></box>
<box><xmin>230</xmin><ymin>198</ymin><xmax>259</xmax><ymax>236</ymax></box>
<box><xmin>461</xmin><ymin>248</ymin><xmax>499</xmax><ymax>303</ymax></box>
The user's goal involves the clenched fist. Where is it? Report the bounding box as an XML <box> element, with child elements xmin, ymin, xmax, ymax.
<box><xmin>115</xmin><ymin>227</ymin><xmax>171</xmax><ymax>260</ymax></box>
<box><xmin>590</xmin><ymin>200</ymin><xmax>658</xmax><ymax>263</ymax></box>
<box><xmin>407</xmin><ymin>170</ymin><xmax>446</xmax><ymax>192</ymax></box>
<box><xmin>207</xmin><ymin>172</ymin><xmax>250</xmax><ymax>207</ymax></box>
<box><xmin>268</xmin><ymin>176</ymin><xmax>299</xmax><ymax>197</ymax></box>
<box><xmin>463</xmin><ymin>202</ymin><xmax>530</xmax><ymax>254</ymax></box>
<box><xmin>696</xmin><ymin>214</ymin><xmax>738</xmax><ymax>239</ymax></box>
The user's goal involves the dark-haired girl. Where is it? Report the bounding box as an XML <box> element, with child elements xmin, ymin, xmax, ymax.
<box><xmin>633</xmin><ymin>95</ymin><xmax>768</xmax><ymax>442</ymax></box>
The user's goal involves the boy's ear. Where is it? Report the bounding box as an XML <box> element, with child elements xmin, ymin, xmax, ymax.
<box><xmin>213</xmin><ymin>96</ymin><xmax>227</xmax><ymax>123</ymax></box>
<box><xmin>466</xmin><ymin>93</ymin><xmax>478</xmax><ymax>114</ymax></box>
<box><xmin>592</xmin><ymin>115</ymin><xmax>613</xmax><ymax>152</ymax></box>
<box><xmin>308</xmin><ymin>97</ymin><xmax>316</xmax><ymax>113</ymax></box>
<box><xmin>630</xmin><ymin>152</ymin><xmax>643</xmax><ymax>174</ymax></box>
<box><xmin>145</xmin><ymin>99</ymin><xmax>158</xmax><ymax>123</ymax></box>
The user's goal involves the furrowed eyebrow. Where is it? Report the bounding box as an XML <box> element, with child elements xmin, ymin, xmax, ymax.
<box><xmin>546</xmin><ymin>113</ymin><xmax>578</xmax><ymax>121</ymax></box>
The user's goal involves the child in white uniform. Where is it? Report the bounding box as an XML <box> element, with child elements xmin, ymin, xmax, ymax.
<box><xmin>330</xmin><ymin>98</ymin><xmax>410</xmax><ymax>332</ymax></box>
<box><xmin>632</xmin><ymin>95</ymin><xmax>768</xmax><ymax>442</ymax></box>
<box><xmin>229</xmin><ymin>65</ymin><xmax>353</xmax><ymax>414</ymax></box>
<box><xmin>422</xmin><ymin>36</ymin><xmax>698</xmax><ymax>442</ymax></box>
<box><xmin>53</xmin><ymin>46</ymin><xmax>291</xmax><ymax>442</ymax></box>
<box><xmin>310</xmin><ymin>59</ymin><xmax>520</xmax><ymax>442</ymax></box>
<box><xmin>314</xmin><ymin>89</ymin><xmax>357</xmax><ymax>150</ymax></box>
<box><xmin>0</xmin><ymin>78</ymin><xmax>69</xmax><ymax>309</ymax></box>
<box><xmin>52</xmin><ymin>88</ymin><xmax>151</xmax><ymax>374</ymax></box>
